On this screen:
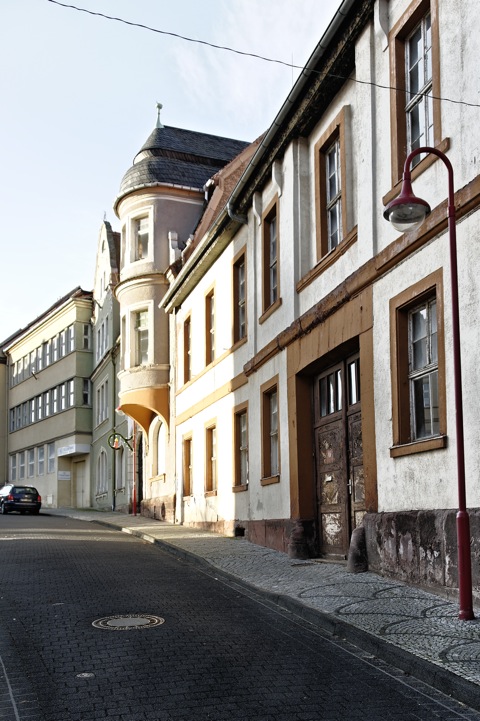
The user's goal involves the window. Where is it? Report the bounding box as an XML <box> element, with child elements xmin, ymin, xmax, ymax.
<box><xmin>205</xmin><ymin>290</ymin><xmax>215</xmax><ymax>365</ymax></box>
<box><xmin>83</xmin><ymin>324</ymin><xmax>91</xmax><ymax>350</ymax></box>
<box><xmin>36</xmin><ymin>346</ymin><xmax>43</xmax><ymax>372</ymax></box>
<box><xmin>205</xmin><ymin>424</ymin><xmax>217</xmax><ymax>493</ymax></box>
<box><xmin>233</xmin><ymin>252</ymin><xmax>247</xmax><ymax>344</ymax></box>
<box><xmin>28</xmin><ymin>449</ymin><xmax>35</xmax><ymax>478</ymax></box>
<box><xmin>234</xmin><ymin>405</ymin><xmax>248</xmax><ymax>488</ymax></box>
<box><xmin>183</xmin><ymin>316</ymin><xmax>191</xmax><ymax>384</ymax></box>
<box><xmin>47</xmin><ymin>443</ymin><xmax>55</xmax><ymax>474</ymax></box>
<box><xmin>22</xmin><ymin>402</ymin><xmax>28</xmax><ymax>427</ymax></box>
<box><xmin>67</xmin><ymin>324</ymin><xmax>74</xmax><ymax>353</ymax></box>
<box><xmin>388</xmin><ymin>0</ymin><xmax>441</xmax><ymax>186</ymax></box>
<box><xmin>83</xmin><ymin>379</ymin><xmax>91</xmax><ymax>405</ymax></box>
<box><xmin>52</xmin><ymin>336</ymin><xmax>59</xmax><ymax>363</ymax></box>
<box><xmin>36</xmin><ymin>395</ymin><xmax>43</xmax><ymax>421</ymax></box>
<box><xmin>406</xmin><ymin>13</ymin><xmax>432</xmax><ymax>165</ymax></box>
<box><xmin>115</xmin><ymin>447</ymin><xmax>124</xmax><ymax>490</ymax></box>
<box><xmin>68</xmin><ymin>379</ymin><xmax>75</xmax><ymax>408</ymax></box>
<box><xmin>43</xmin><ymin>341</ymin><xmax>50</xmax><ymax>368</ymax></box>
<box><xmin>44</xmin><ymin>391</ymin><xmax>50</xmax><ymax>417</ymax></box>
<box><xmin>19</xmin><ymin>451</ymin><xmax>25</xmax><ymax>480</ymax></box>
<box><xmin>408</xmin><ymin>299</ymin><xmax>438</xmax><ymax>438</ymax></box>
<box><xmin>121</xmin><ymin>225</ymin><xmax>126</xmax><ymax>269</ymax></box>
<box><xmin>10</xmin><ymin>455</ymin><xmax>17</xmax><ymax>482</ymax></box>
<box><xmin>325</xmin><ymin>138</ymin><xmax>342</xmax><ymax>251</ymax></box>
<box><xmin>390</xmin><ymin>270</ymin><xmax>446</xmax><ymax>456</ymax></box>
<box><xmin>59</xmin><ymin>330</ymin><xmax>66</xmax><ymax>358</ymax></box>
<box><xmin>59</xmin><ymin>384</ymin><xmax>66</xmax><ymax>411</ymax></box>
<box><xmin>96</xmin><ymin>379</ymin><xmax>109</xmax><ymax>425</ymax></box>
<box><xmin>182</xmin><ymin>436</ymin><xmax>193</xmax><ymax>497</ymax></box>
<box><xmin>37</xmin><ymin>446</ymin><xmax>45</xmax><ymax>476</ymax></box>
<box><xmin>135</xmin><ymin>311</ymin><xmax>149</xmax><ymax>366</ymax></box>
<box><xmin>261</xmin><ymin>380</ymin><xmax>280</xmax><ymax>483</ymax></box>
<box><xmin>29</xmin><ymin>399</ymin><xmax>35</xmax><ymax>424</ymax></box>
<box><xmin>52</xmin><ymin>387</ymin><xmax>58</xmax><ymax>414</ymax></box>
<box><xmin>9</xmin><ymin>409</ymin><xmax>15</xmax><ymax>432</ymax></box>
<box><xmin>134</xmin><ymin>217</ymin><xmax>149</xmax><ymax>260</ymax></box>
<box><xmin>262</xmin><ymin>198</ymin><xmax>279</xmax><ymax>313</ymax></box>
<box><xmin>96</xmin><ymin>450</ymin><xmax>108</xmax><ymax>495</ymax></box>
<box><xmin>314</xmin><ymin>108</ymin><xmax>351</xmax><ymax>261</ymax></box>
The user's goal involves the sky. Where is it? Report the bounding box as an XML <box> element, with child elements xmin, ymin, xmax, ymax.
<box><xmin>0</xmin><ymin>0</ymin><xmax>341</xmax><ymax>342</ymax></box>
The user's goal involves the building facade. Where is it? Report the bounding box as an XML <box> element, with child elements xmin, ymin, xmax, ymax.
<box><xmin>91</xmin><ymin>221</ymin><xmax>132</xmax><ymax>512</ymax></box>
<box><xmin>1</xmin><ymin>288</ymin><xmax>94</xmax><ymax>507</ymax></box>
<box><xmin>156</xmin><ymin>0</ymin><xmax>480</xmax><ymax>601</ymax></box>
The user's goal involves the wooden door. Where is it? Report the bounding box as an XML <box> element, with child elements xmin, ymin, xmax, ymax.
<box><xmin>314</xmin><ymin>353</ymin><xmax>365</xmax><ymax>557</ymax></box>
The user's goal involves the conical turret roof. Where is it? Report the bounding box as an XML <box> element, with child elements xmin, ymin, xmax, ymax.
<box><xmin>114</xmin><ymin>117</ymin><xmax>250</xmax><ymax>213</ymax></box>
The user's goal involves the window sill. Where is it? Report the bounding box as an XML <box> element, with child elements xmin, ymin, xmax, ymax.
<box><xmin>259</xmin><ymin>298</ymin><xmax>282</xmax><ymax>324</ymax></box>
<box><xmin>204</xmin><ymin>490</ymin><xmax>218</xmax><ymax>498</ymax></box>
<box><xmin>382</xmin><ymin>138</ymin><xmax>450</xmax><ymax>207</ymax></box>
<box><xmin>390</xmin><ymin>435</ymin><xmax>447</xmax><ymax>458</ymax></box>
<box><xmin>261</xmin><ymin>474</ymin><xmax>280</xmax><ymax>486</ymax></box>
<box><xmin>232</xmin><ymin>483</ymin><xmax>248</xmax><ymax>493</ymax></box>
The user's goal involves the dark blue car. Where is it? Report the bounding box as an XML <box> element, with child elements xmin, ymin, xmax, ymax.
<box><xmin>0</xmin><ymin>484</ymin><xmax>42</xmax><ymax>514</ymax></box>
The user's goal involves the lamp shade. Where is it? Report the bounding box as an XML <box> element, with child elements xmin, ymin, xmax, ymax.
<box><xmin>383</xmin><ymin>175</ymin><xmax>431</xmax><ymax>232</ymax></box>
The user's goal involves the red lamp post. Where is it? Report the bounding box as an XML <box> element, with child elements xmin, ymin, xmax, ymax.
<box><xmin>384</xmin><ymin>146</ymin><xmax>474</xmax><ymax>621</ymax></box>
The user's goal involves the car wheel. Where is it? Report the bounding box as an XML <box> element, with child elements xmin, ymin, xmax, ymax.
<box><xmin>1</xmin><ymin>503</ymin><xmax>7</xmax><ymax>515</ymax></box>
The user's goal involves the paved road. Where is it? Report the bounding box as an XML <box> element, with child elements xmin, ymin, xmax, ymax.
<box><xmin>1</xmin><ymin>514</ymin><xmax>479</xmax><ymax>721</ymax></box>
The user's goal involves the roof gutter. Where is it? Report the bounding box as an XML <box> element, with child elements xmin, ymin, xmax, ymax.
<box><xmin>227</xmin><ymin>0</ymin><xmax>355</xmax><ymax>222</ymax></box>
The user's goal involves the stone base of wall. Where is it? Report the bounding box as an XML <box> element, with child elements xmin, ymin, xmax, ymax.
<box><xmin>141</xmin><ymin>495</ymin><xmax>176</xmax><ymax>524</ymax></box>
<box><xmin>363</xmin><ymin>508</ymin><xmax>480</xmax><ymax>604</ymax></box>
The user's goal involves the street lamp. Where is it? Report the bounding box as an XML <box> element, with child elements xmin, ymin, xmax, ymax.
<box><xmin>384</xmin><ymin>146</ymin><xmax>474</xmax><ymax>621</ymax></box>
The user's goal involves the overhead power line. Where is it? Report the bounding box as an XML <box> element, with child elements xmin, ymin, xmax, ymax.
<box><xmin>47</xmin><ymin>0</ymin><xmax>480</xmax><ymax>110</ymax></box>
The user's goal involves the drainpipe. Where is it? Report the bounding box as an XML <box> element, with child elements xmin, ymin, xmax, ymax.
<box><xmin>111</xmin><ymin>347</ymin><xmax>116</xmax><ymax>511</ymax></box>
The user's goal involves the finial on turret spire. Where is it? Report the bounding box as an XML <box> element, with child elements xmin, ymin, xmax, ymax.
<box><xmin>156</xmin><ymin>102</ymin><xmax>164</xmax><ymax>129</ymax></box>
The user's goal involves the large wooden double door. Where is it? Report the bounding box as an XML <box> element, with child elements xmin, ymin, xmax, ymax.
<box><xmin>313</xmin><ymin>353</ymin><xmax>365</xmax><ymax>558</ymax></box>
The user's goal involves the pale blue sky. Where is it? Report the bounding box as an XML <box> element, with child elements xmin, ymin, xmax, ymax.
<box><xmin>0</xmin><ymin>0</ymin><xmax>340</xmax><ymax>341</ymax></box>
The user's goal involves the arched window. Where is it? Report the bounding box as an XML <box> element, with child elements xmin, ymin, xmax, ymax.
<box><xmin>115</xmin><ymin>446</ymin><xmax>124</xmax><ymax>490</ymax></box>
<box><xmin>96</xmin><ymin>449</ymin><xmax>108</xmax><ymax>495</ymax></box>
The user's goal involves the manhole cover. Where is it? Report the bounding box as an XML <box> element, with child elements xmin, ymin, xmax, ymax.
<box><xmin>92</xmin><ymin>614</ymin><xmax>165</xmax><ymax>631</ymax></box>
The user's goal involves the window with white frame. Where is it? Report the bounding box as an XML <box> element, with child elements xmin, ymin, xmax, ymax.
<box><xmin>406</xmin><ymin>12</ymin><xmax>433</xmax><ymax>165</ymax></box>
<box><xmin>28</xmin><ymin>449</ymin><xmax>35</xmax><ymax>478</ymax></box>
<box><xmin>135</xmin><ymin>310</ymin><xmax>149</xmax><ymax>366</ymax></box>
<box><xmin>96</xmin><ymin>450</ymin><xmax>108</xmax><ymax>495</ymax></box>
<box><xmin>68</xmin><ymin>379</ymin><xmax>75</xmax><ymax>408</ymax></box>
<box><xmin>134</xmin><ymin>216</ymin><xmax>149</xmax><ymax>261</ymax></box>
<box><xmin>37</xmin><ymin>446</ymin><xmax>45</xmax><ymax>476</ymax></box>
<box><xmin>83</xmin><ymin>379</ymin><xmax>91</xmax><ymax>405</ymax></box>
<box><xmin>47</xmin><ymin>443</ymin><xmax>55</xmax><ymax>474</ymax></box>
<box><xmin>10</xmin><ymin>455</ymin><xmax>17</xmax><ymax>481</ymax></box>
<box><xmin>96</xmin><ymin>379</ymin><xmax>109</xmax><ymax>426</ymax></box>
<box><xmin>83</xmin><ymin>324</ymin><xmax>91</xmax><ymax>350</ymax></box>
<box><xmin>19</xmin><ymin>451</ymin><xmax>25</xmax><ymax>480</ymax></box>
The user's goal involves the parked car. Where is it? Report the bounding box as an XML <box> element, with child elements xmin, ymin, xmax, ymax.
<box><xmin>0</xmin><ymin>484</ymin><xmax>42</xmax><ymax>514</ymax></box>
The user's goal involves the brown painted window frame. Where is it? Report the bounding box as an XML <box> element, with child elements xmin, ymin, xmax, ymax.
<box><xmin>261</xmin><ymin>196</ymin><xmax>281</xmax><ymax>319</ymax></box>
<box><xmin>314</xmin><ymin>107</ymin><xmax>349</xmax><ymax>263</ymax></box>
<box><xmin>388</xmin><ymin>0</ymin><xmax>442</xmax><ymax>189</ymax></box>
<box><xmin>205</xmin><ymin>286</ymin><xmax>215</xmax><ymax>366</ymax></box>
<box><xmin>232</xmin><ymin>248</ymin><xmax>247</xmax><ymax>346</ymax></box>
<box><xmin>183</xmin><ymin>315</ymin><xmax>191</xmax><ymax>385</ymax></box>
<box><xmin>389</xmin><ymin>269</ymin><xmax>447</xmax><ymax>457</ymax></box>
<box><xmin>233</xmin><ymin>401</ymin><xmax>249</xmax><ymax>491</ymax></box>
<box><xmin>182</xmin><ymin>434</ymin><xmax>193</xmax><ymax>497</ymax></box>
<box><xmin>205</xmin><ymin>420</ymin><xmax>217</xmax><ymax>495</ymax></box>
<box><xmin>261</xmin><ymin>376</ymin><xmax>280</xmax><ymax>485</ymax></box>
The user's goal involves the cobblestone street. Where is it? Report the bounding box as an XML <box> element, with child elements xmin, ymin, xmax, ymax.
<box><xmin>1</xmin><ymin>513</ymin><xmax>480</xmax><ymax>721</ymax></box>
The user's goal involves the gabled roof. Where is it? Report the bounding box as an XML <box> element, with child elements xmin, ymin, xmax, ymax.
<box><xmin>114</xmin><ymin>125</ymin><xmax>250</xmax><ymax>212</ymax></box>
